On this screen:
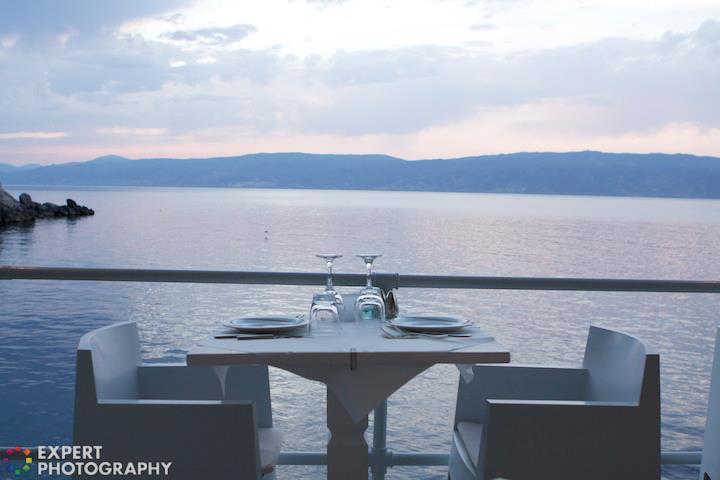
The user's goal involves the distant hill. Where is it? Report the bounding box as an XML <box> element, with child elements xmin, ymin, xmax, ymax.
<box><xmin>2</xmin><ymin>151</ymin><xmax>720</xmax><ymax>199</ymax></box>
<box><xmin>0</xmin><ymin>162</ymin><xmax>41</xmax><ymax>173</ymax></box>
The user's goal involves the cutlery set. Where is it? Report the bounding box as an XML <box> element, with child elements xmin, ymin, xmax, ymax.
<box><xmin>214</xmin><ymin>333</ymin><xmax>305</xmax><ymax>340</ymax></box>
<box><xmin>381</xmin><ymin>324</ymin><xmax>473</xmax><ymax>339</ymax></box>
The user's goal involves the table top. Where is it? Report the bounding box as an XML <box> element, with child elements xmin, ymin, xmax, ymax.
<box><xmin>187</xmin><ymin>323</ymin><xmax>510</xmax><ymax>367</ymax></box>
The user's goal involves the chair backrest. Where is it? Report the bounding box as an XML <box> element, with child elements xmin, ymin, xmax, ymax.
<box><xmin>77</xmin><ymin>321</ymin><xmax>141</xmax><ymax>402</ymax></box>
<box><xmin>582</xmin><ymin>325</ymin><xmax>657</xmax><ymax>405</ymax></box>
<box><xmin>701</xmin><ymin>327</ymin><xmax>720</xmax><ymax>480</ymax></box>
<box><xmin>225</xmin><ymin>366</ymin><xmax>274</xmax><ymax>428</ymax></box>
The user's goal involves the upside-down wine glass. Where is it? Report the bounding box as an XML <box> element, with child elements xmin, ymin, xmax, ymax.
<box><xmin>310</xmin><ymin>254</ymin><xmax>344</xmax><ymax>335</ymax></box>
<box><xmin>354</xmin><ymin>254</ymin><xmax>386</xmax><ymax>323</ymax></box>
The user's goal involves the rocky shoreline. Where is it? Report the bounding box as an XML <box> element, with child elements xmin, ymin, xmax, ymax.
<box><xmin>0</xmin><ymin>182</ymin><xmax>94</xmax><ymax>227</ymax></box>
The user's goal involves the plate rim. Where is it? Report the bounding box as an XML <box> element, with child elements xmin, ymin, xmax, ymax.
<box><xmin>389</xmin><ymin>315</ymin><xmax>473</xmax><ymax>331</ymax></box>
<box><xmin>224</xmin><ymin>315</ymin><xmax>309</xmax><ymax>331</ymax></box>
<box><xmin>389</xmin><ymin>315</ymin><xmax>473</xmax><ymax>325</ymax></box>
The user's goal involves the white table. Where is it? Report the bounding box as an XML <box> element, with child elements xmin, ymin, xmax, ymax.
<box><xmin>187</xmin><ymin>322</ymin><xmax>509</xmax><ymax>480</ymax></box>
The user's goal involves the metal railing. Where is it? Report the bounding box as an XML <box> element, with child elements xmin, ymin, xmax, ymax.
<box><xmin>2</xmin><ymin>265</ymin><xmax>720</xmax><ymax>293</ymax></box>
<box><xmin>1</xmin><ymin>265</ymin><xmax>716</xmax><ymax>478</ymax></box>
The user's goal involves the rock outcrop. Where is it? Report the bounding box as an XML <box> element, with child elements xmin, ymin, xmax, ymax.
<box><xmin>0</xmin><ymin>182</ymin><xmax>94</xmax><ymax>227</ymax></box>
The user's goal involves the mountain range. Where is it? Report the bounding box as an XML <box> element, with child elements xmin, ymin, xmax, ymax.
<box><xmin>1</xmin><ymin>151</ymin><xmax>720</xmax><ymax>199</ymax></box>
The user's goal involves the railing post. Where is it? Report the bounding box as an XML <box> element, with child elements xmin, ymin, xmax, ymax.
<box><xmin>370</xmin><ymin>400</ymin><xmax>389</xmax><ymax>480</ymax></box>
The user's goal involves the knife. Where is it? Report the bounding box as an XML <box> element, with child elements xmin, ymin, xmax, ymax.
<box><xmin>214</xmin><ymin>333</ymin><xmax>304</xmax><ymax>340</ymax></box>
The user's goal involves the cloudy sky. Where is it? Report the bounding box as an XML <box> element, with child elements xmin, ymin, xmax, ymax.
<box><xmin>0</xmin><ymin>0</ymin><xmax>718</xmax><ymax>165</ymax></box>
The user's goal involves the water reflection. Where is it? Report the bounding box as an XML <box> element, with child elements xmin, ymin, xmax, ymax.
<box><xmin>1</xmin><ymin>187</ymin><xmax>718</xmax><ymax>480</ymax></box>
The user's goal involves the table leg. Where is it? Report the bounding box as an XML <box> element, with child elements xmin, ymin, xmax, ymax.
<box><xmin>327</xmin><ymin>389</ymin><xmax>369</xmax><ymax>480</ymax></box>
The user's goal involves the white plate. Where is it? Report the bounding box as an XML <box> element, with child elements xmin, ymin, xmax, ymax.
<box><xmin>389</xmin><ymin>315</ymin><xmax>472</xmax><ymax>333</ymax></box>
<box><xmin>224</xmin><ymin>316</ymin><xmax>308</xmax><ymax>333</ymax></box>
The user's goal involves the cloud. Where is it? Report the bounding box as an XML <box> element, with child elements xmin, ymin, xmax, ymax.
<box><xmin>0</xmin><ymin>131</ymin><xmax>69</xmax><ymax>140</ymax></box>
<box><xmin>3</xmin><ymin>20</ymin><xmax>718</xmax><ymax>140</ymax></box>
<box><xmin>158</xmin><ymin>13</ymin><xmax>187</xmax><ymax>25</ymax></box>
<box><xmin>95</xmin><ymin>127</ymin><xmax>167</xmax><ymax>136</ymax></box>
<box><xmin>0</xmin><ymin>0</ymin><xmax>718</xmax><ymax>163</ymax></box>
<box><xmin>163</xmin><ymin>24</ymin><xmax>257</xmax><ymax>45</ymax></box>
<box><xmin>286</xmin><ymin>20</ymin><xmax>720</xmax><ymax>136</ymax></box>
<box><xmin>463</xmin><ymin>0</ymin><xmax>522</xmax><ymax>5</ymax></box>
<box><xmin>42</xmin><ymin>38</ymin><xmax>177</xmax><ymax>96</ymax></box>
<box><xmin>0</xmin><ymin>33</ymin><xmax>19</xmax><ymax>48</ymax></box>
<box><xmin>469</xmin><ymin>23</ymin><xmax>495</xmax><ymax>31</ymax></box>
<box><xmin>301</xmin><ymin>0</ymin><xmax>352</xmax><ymax>6</ymax></box>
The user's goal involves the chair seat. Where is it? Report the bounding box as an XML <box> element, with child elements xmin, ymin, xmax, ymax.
<box><xmin>258</xmin><ymin>428</ymin><xmax>283</xmax><ymax>474</ymax></box>
<box><xmin>456</xmin><ymin>421</ymin><xmax>483</xmax><ymax>467</ymax></box>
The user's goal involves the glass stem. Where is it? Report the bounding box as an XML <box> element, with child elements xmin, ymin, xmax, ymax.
<box><xmin>326</xmin><ymin>261</ymin><xmax>334</xmax><ymax>291</ymax></box>
<box><xmin>366</xmin><ymin>262</ymin><xmax>373</xmax><ymax>287</ymax></box>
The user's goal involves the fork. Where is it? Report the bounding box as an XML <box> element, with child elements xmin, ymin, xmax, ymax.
<box><xmin>382</xmin><ymin>324</ymin><xmax>472</xmax><ymax>339</ymax></box>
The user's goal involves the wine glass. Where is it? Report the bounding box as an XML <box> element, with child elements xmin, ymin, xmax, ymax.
<box><xmin>310</xmin><ymin>254</ymin><xmax>344</xmax><ymax>335</ymax></box>
<box><xmin>314</xmin><ymin>254</ymin><xmax>344</xmax><ymax>313</ymax></box>
<box><xmin>309</xmin><ymin>298</ymin><xmax>342</xmax><ymax>336</ymax></box>
<box><xmin>354</xmin><ymin>254</ymin><xmax>386</xmax><ymax>323</ymax></box>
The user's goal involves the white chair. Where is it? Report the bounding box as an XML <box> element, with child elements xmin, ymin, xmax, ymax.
<box><xmin>700</xmin><ymin>327</ymin><xmax>720</xmax><ymax>480</ymax></box>
<box><xmin>449</xmin><ymin>325</ymin><xmax>660</xmax><ymax>480</ymax></box>
<box><xmin>73</xmin><ymin>321</ymin><xmax>281</xmax><ymax>479</ymax></box>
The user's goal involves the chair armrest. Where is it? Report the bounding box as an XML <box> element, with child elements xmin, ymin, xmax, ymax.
<box><xmin>137</xmin><ymin>363</ymin><xmax>223</xmax><ymax>400</ymax></box>
<box><xmin>491</xmin><ymin>399</ymin><xmax>635</xmax><ymax>407</ymax></box>
<box><xmin>481</xmin><ymin>399</ymin><xmax>659</xmax><ymax>480</ymax></box>
<box><xmin>98</xmin><ymin>399</ymin><xmax>228</xmax><ymax>406</ymax></box>
<box><xmin>77</xmin><ymin>400</ymin><xmax>263</xmax><ymax>479</ymax></box>
<box><xmin>455</xmin><ymin>364</ymin><xmax>588</xmax><ymax>424</ymax></box>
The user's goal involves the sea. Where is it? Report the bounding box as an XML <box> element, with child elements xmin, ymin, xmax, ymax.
<box><xmin>1</xmin><ymin>186</ymin><xmax>719</xmax><ymax>479</ymax></box>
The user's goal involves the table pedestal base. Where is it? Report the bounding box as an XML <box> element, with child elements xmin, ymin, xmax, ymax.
<box><xmin>327</xmin><ymin>389</ymin><xmax>369</xmax><ymax>480</ymax></box>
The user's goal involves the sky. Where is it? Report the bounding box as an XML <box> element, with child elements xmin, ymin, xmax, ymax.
<box><xmin>0</xmin><ymin>0</ymin><xmax>719</xmax><ymax>165</ymax></box>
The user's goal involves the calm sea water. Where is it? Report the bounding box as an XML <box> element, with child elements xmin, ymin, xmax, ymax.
<box><xmin>1</xmin><ymin>186</ymin><xmax>719</xmax><ymax>479</ymax></box>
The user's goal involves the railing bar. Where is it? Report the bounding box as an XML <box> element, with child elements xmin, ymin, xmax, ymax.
<box><xmin>660</xmin><ymin>451</ymin><xmax>703</xmax><ymax>464</ymax></box>
<box><xmin>370</xmin><ymin>400</ymin><xmax>389</xmax><ymax>479</ymax></box>
<box><xmin>0</xmin><ymin>267</ymin><xmax>349</xmax><ymax>285</ymax></box>
<box><xmin>1</xmin><ymin>266</ymin><xmax>719</xmax><ymax>293</ymax></box>
<box><xmin>400</xmin><ymin>274</ymin><xmax>720</xmax><ymax>293</ymax></box>
<box><xmin>390</xmin><ymin>452</ymin><xmax>449</xmax><ymax>466</ymax></box>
